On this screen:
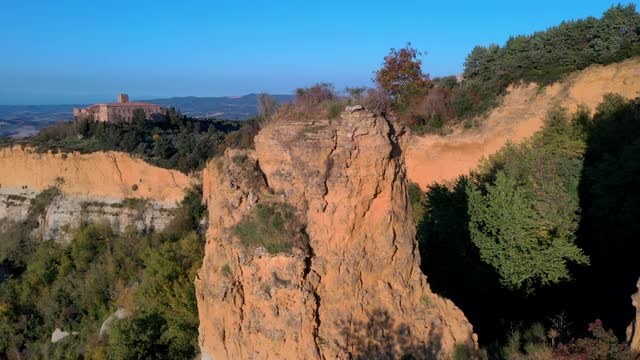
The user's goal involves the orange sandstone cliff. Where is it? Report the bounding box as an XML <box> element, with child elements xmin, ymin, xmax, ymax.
<box><xmin>0</xmin><ymin>147</ymin><xmax>194</xmax><ymax>241</ymax></box>
<box><xmin>195</xmin><ymin>106</ymin><xmax>475</xmax><ymax>359</ymax></box>
<box><xmin>407</xmin><ymin>58</ymin><xmax>640</xmax><ymax>188</ymax></box>
<box><xmin>0</xmin><ymin>146</ymin><xmax>192</xmax><ymax>203</ymax></box>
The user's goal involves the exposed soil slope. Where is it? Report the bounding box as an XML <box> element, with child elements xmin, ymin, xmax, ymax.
<box><xmin>406</xmin><ymin>58</ymin><xmax>640</xmax><ymax>188</ymax></box>
<box><xmin>0</xmin><ymin>146</ymin><xmax>193</xmax><ymax>203</ymax></box>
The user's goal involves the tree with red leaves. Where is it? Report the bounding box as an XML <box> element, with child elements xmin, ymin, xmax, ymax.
<box><xmin>374</xmin><ymin>43</ymin><xmax>430</xmax><ymax>106</ymax></box>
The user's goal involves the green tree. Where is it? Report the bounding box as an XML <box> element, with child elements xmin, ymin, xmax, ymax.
<box><xmin>464</xmin><ymin>109</ymin><xmax>590</xmax><ymax>293</ymax></box>
<box><xmin>132</xmin><ymin>108</ymin><xmax>146</xmax><ymax>128</ymax></box>
<box><xmin>466</xmin><ymin>170</ymin><xmax>588</xmax><ymax>291</ymax></box>
<box><xmin>152</xmin><ymin>131</ymin><xmax>175</xmax><ymax>160</ymax></box>
<box><xmin>74</xmin><ymin>116</ymin><xmax>91</xmax><ymax>137</ymax></box>
<box><xmin>107</xmin><ymin>312</ymin><xmax>166</xmax><ymax>359</ymax></box>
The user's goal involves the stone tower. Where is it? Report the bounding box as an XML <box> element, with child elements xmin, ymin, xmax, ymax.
<box><xmin>117</xmin><ymin>94</ymin><xmax>129</xmax><ymax>103</ymax></box>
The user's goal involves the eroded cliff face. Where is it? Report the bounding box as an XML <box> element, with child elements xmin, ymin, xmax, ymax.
<box><xmin>196</xmin><ymin>107</ymin><xmax>475</xmax><ymax>359</ymax></box>
<box><xmin>0</xmin><ymin>147</ymin><xmax>194</xmax><ymax>241</ymax></box>
<box><xmin>0</xmin><ymin>191</ymin><xmax>176</xmax><ymax>242</ymax></box>
<box><xmin>406</xmin><ymin>58</ymin><xmax>640</xmax><ymax>188</ymax></box>
<box><xmin>0</xmin><ymin>146</ymin><xmax>191</xmax><ymax>202</ymax></box>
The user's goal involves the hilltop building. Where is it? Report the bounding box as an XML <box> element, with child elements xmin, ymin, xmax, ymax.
<box><xmin>73</xmin><ymin>94</ymin><xmax>167</xmax><ymax>123</ymax></box>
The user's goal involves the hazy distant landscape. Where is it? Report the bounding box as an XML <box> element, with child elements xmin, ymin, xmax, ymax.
<box><xmin>0</xmin><ymin>93</ymin><xmax>293</xmax><ymax>137</ymax></box>
<box><xmin>0</xmin><ymin>105</ymin><xmax>77</xmax><ymax>137</ymax></box>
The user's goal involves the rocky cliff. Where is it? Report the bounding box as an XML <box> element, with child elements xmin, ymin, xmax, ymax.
<box><xmin>0</xmin><ymin>146</ymin><xmax>191</xmax><ymax>202</ymax></box>
<box><xmin>0</xmin><ymin>147</ymin><xmax>194</xmax><ymax>241</ymax></box>
<box><xmin>0</xmin><ymin>191</ymin><xmax>177</xmax><ymax>242</ymax></box>
<box><xmin>195</xmin><ymin>106</ymin><xmax>475</xmax><ymax>359</ymax></box>
<box><xmin>406</xmin><ymin>57</ymin><xmax>640</xmax><ymax>188</ymax></box>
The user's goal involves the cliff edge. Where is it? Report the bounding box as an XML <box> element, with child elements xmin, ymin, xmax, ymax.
<box><xmin>0</xmin><ymin>146</ymin><xmax>192</xmax><ymax>203</ymax></box>
<box><xmin>195</xmin><ymin>106</ymin><xmax>475</xmax><ymax>359</ymax></box>
<box><xmin>407</xmin><ymin>57</ymin><xmax>640</xmax><ymax>187</ymax></box>
<box><xmin>0</xmin><ymin>147</ymin><xmax>194</xmax><ymax>241</ymax></box>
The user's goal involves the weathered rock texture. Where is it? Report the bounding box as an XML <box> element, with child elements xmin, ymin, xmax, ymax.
<box><xmin>0</xmin><ymin>147</ymin><xmax>194</xmax><ymax>242</ymax></box>
<box><xmin>628</xmin><ymin>277</ymin><xmax>640</xmax><ymax>352</ymax></box>
<box><xmin>0</xmin><ymin>146</ymin><xmax>192</xmax><ymax>202</ymax></box>
<box><xmin>0</xmin><ymin>188</ymin><xmax>177</xmax><ymax>243</ymax></box>
<box><xmin>406</xmin><ymin>58</ymin><xmax>640</xmax><ymax>188</ymax></box>
<box><xmin>196</xmin><ymin>107</ymin><xmax>475</xmax><ymax>359</ymax></box>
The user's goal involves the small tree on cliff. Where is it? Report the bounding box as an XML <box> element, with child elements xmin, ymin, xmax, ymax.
<box><xmin>375</xmin><ymin>43</ymin><xmax>430</xmax><ymax>108</ymax></box>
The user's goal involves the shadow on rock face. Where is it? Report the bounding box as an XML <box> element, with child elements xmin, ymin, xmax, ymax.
<box><xmin>334</xmin><ymin>308</ymin><xmax>457</xmax><ymax>359</ymax></box>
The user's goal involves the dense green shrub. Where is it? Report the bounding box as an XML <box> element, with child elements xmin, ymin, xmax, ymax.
<box><xmin>467</xmin><ymin>170</ymin><xmax>588</xmax><ymax>291</ymax></box>
<box><xmin>232</xmin><ymin>202</ymin><xmax>307</xmax><ymax>255</ymax></box>
<box><xmin>408</xmin><ymin>182</ymin><xmax>426</xmax><ymax>224</ymax></box>
<box><xmin>0</xmin><ymin>187</ymin><xmax>60</xmax><ymax>268</ymax></box>
<box><xmin>466</xmin><ymin>107</ymin><xmax>589</xmax><ymax>292</ymax></box>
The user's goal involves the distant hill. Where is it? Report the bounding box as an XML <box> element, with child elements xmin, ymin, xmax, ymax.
<box><xmin>0</xmin><ymin>94</ymin><xmax>294</xmax><ymax>137</ymax></box>
<box><xmin>143</xmin><ymin>94</ymin><xmax>293</xmax><ymax>120</ymax></box>
<box><xmin>0</xmin><ymin>105</ymin><xmax>77</xmax><ymax>138</ymax></box>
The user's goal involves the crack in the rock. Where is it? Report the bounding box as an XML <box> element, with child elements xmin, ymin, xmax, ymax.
<box><xmin>360</xmin><ymin>183</ymin><xmax>382</xmax><ymax>221</ymax></box>
<box><xmin>109</xmin><ymin>154</ymin><xmax>124</xmax><ymax>184</ymax></box>
<box><xmin>234</xmin><ymin>252</ymin><xmax>245</xmax><ymax>355</ymax></box>
<box><xmin>301</xmin><ymin>229</ymin><xmax>323</xmax><ymax>358</ymax></box>
<box><xmin>254</xmin><ymin>159</ymin><xmax>270</xmax><ymax>190</ymax></box>
<box><xmin>321</xmin><ymin>129</ymin><xmax>338</xmax><ymax>211</ymax></box>
<box><xmin>390</xmin><ymin>227</ymin><xmax>399</xmax><ymax>263</ymax></box>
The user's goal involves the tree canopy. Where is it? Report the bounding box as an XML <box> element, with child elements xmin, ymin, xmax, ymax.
<box><xmin>376</xmin><ymin>5</ymin><xmax>640</xmax><ymax>135</ymax></box>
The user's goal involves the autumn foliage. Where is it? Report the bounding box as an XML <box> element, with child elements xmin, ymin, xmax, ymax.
<box><xmin>374</xmin><ymin>43</ymin><xmax>430</xmax><ymax>106</ymax></box>
<box><xmin>553</xmin><ymin>320</ymin><xmax>635</xmax><ymax>359</ymax></box>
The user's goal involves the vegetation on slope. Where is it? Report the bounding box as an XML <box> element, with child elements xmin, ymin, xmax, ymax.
<box><xmin>0</xmin><ymin>107</ymin><xmax>251</xmax><ymax>173</ymax></box>
<box><xmin>0</xmin><ymin>186</ymin><xmax>206</xmax><ymax>359</ymax></box>
<box><xmin>0</xmin><ymin>187</ymin><xmax>61</xmax><ymax>270</ymax></box>
<box><xmin>413</xmin><ymin>94</ymin><xmax>640</xmax><ymax>357</ymax></box>
<box><xmin>374</xmin><ymin>4</ymin><xmax>640</xmax><ymax>134</ymax></box>
<box><xmin>466</xmin><ymin>107</ymin><xmax>590</xmax><ymax>292</ymax></box>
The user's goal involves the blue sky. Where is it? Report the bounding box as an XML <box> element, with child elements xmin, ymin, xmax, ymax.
<box><xmin>0</xmin><ymin>0</ymin><xmax>632</xmax><ymax>104</ymax></box>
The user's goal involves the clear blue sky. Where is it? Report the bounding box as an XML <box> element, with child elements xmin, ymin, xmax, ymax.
<box><xmin>0</xmin><ymin>0</ymin><xmax>632</xmax><ymax>104</ymax></box>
